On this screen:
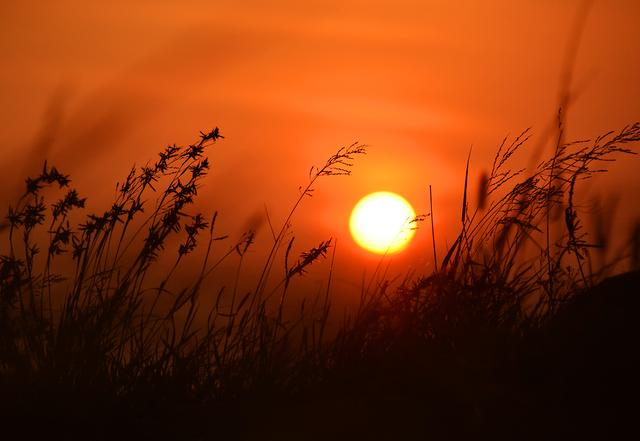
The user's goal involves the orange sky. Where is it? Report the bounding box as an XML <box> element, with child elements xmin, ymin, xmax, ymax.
<box><xmin>1</xmin><ymin>0</ymin><xmax>639</xmax><ymax>296</ymax></box>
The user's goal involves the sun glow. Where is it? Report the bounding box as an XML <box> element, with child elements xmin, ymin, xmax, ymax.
<box><xmin>349</xmin><ymin>191</ymin><xmax>416</xmax><ymax>255</ymax></box>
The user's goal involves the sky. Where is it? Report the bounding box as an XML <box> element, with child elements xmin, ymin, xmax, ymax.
<box><xmin>1</xmin><ymin>0</ymin><xmax>639</xmax><ymax>298</ymax></box>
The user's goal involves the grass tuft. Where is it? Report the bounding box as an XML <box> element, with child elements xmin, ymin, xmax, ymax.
<box><xmin>1</xmin><ymin>122</ymin><xmax>639</xmax><ymax>439</ymax></box>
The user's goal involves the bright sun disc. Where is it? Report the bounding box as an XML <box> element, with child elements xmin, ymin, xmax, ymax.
<box><xmin>349</xmin><ymin>191</ymin><xmax>416</xmax><ymax>254</ymax></box>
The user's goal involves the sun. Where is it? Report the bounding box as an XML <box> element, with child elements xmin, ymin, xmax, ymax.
<box><xmin>349</xmin><ymin>191</ymin><xmax>416</xmax><ymax>255</ymax></box>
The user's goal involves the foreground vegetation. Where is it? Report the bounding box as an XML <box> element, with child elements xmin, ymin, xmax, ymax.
<box><xmin>1</xmin><ymin>123</ymin><xmax>639</xmax><ymax>439</ymax></box>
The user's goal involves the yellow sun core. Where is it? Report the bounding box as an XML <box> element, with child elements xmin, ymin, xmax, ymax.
<box><xmin>349</xmin><ymin>191</ymin><xmax>416</xmax><ymax>255</ymax></box>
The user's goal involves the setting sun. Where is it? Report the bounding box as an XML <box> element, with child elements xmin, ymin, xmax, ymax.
<box><xmin>349</xmin><ymin>191</ymin><xmax>416</xmax><ymax>255</ymax></box>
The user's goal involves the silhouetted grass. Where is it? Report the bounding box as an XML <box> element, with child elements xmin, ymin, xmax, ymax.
<box><xmin>1</xmin><ymin>123</ymin><xmax>639</xmax><ymax>439</ymax></box>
